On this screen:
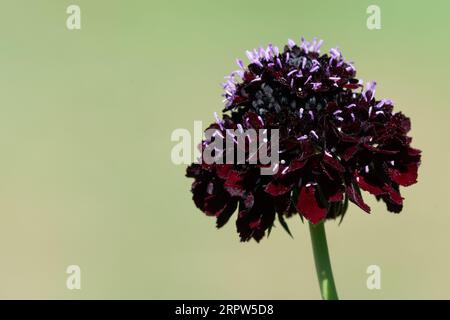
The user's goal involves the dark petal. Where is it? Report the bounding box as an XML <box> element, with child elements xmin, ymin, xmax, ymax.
<box><xmin>224</xmin><ymin>170</ymin><xmax>246</xmax><ymax>197</ymax></box>
<box><xmin>316</xmin><ymin>170</ymin><xmax>344</xmax><ymax>202</ymax></box>
<box><xmin>337</xmin><ymin>130</ymin><xmax>360</xmax><ymax>143</ymax></box>
<box><xmin>244</xmin><ymin>192</ymin><xmax>255</xmax><ymax>208</ymax></box>
<box><xmin>393</xmin><ymin>112</ymin><xmax>411</xmax><ymax>133</ymax></box>
<box><xmin>216</xmin><ymin>164</ymin><xmax>233</xmax><ymax>179</ymax></box>
<box><xmin>296</xmin><ymin>185</ymin><xmax>328</xmax><ymax>224</ymax></box>
<box><xmin>356</xmin><ymin>170</ymin><xmax>404</xmax><ymax>206</ymax></box>
<box><xmin>341</xmin><ymin>144</ymin><xmax>359</xmax><ymax>161</ymax></box>
<box><xmin>287</xmin><ymin>159</ymin><xmax>308</xmax><ymax>173</ymax></box>
<box><xmin>346</xmin><ymin>181</ymin><xmax>371</xmax><ymax>213</ymax></box>
<box><xmin>243</xmin><ymin>111</ymin><xmax>264</xmax><ymax>129</ymax></box>
<box><xmin>323</xmin><ymin>152</ymin><xmax>345</xmax><ymax>173</ymax></box>
<box><xmin>236</xmin><ymin>193</ymin><xmax>276</xmax><ymax>242</ymax></box>
<box><xmin>203</xmin><ymin>194</ymin><xmax>226</xmax><ymax>216</ymax></box>
<box><xmin>191</xmin><ymin>182</ymin><xmax>207</xmax><ymax>212</ymax></box>
<box><xmin>320</xmin><ymin>162</ymin><xmax>335</xmax><ymax>181</ymax></box>
<box><xmin>329</xmin><ymin>190</ymin><xmax>344</xmax><ymax>202</ymax></box>
<box><xmin>216</xmin><ymin>199</ymin><xmax>238</xmax><ymax>228</ymax></box>
<box><xmin>388</xmin><ymin>163</ymin><xmax>419</xmax><ymax>186</ymax></box>
<box><xmin>363</xmin><ymin>143</ymin><xmax>399</xmax><ymax>155</ymax></box>
<box><xmin>264</xmin><ymin>180</ymin><xmax>294</xmax><ymax>196</ymax></box>
<box><xmin>356</xmin><ymin>173</ymin><xmax>384</xmax><ymax>196</ymax></box>
<box><xmin>380</xmin><ymin>194</ymin><xmax>403</xmax><ymax>213</ymax></box>
<box><xmin>274</xmin><ymin>193</ymin><xmax>292</xmax><ymax>214</ymax></box>
<box><xmin>383</xmin><ymin>183</ymin><xmax>403</xmax><ymax>205</ymax></box>
<box><xmin>408</xmin><ymin>147</ymin><xmax>422</xmax><ymax>157</ymax></box>
<box><xmin>186</xmin><ymin>163</ymin><xmax>202</xmax><ymax>178</ymax></box>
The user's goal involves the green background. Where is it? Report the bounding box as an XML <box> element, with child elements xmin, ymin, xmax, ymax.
<box><xmin>0</xmin><ymin>0</ymin><xmax>448</xmax><ymax>299</ymax></box>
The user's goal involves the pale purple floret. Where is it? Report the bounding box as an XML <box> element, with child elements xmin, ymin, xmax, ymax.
<box><xmin>313</xmin><ymin>38</ymin><xmax>324</xmax><ymax>52</ymax></box>
<box><xmin>214</xmin><ymin>112</ymin><xmax>224</xmax><ymax>130</ymax></box>
<box><xmin>310</xmin><ymin>65</ymin><xmax>320</xmax><ymax>73</ymax></box>
<box><xmin>236</xmin><ymin>59</ymin><xmax>244</xmax><ymax>69</ymax></box>
<box><xmin>301</xmin><ymin>57</ymin><xmax>307</xmax><ymax>69</ymax></box>
<box><xmin>312</xmin><ymin>82</ymin><xmax>321</xmax><ymax>90</ymax></box>
<box><xmin>245</xmin><ymin>50</ymin><xmax>254</xmax><ymax>61</ymax></box>
<box><xmin>273</xmin><ymin>46</ymin><xmax>279</xmax><ymax>56</ymax></box>
<box><xmin>288</xmin><ymin>38</ymin><xmax>296</xmax><ymax>48</ymax></box>
<box><xmin>258</xmin><ymin>47</ymin><xmax>265</xmax><ymax>58</ymax></box>
<box><xmin>304</xmin><ymin>75</ymin><xmax>312</xmax><ymax>84</ymax></box>
<box><xmin>363</xmin><ymin>81</ymin><xmax>377</xmax><ymax>101</ymax></box>
<box><xmin>300</xmin><ymin>37</ymin><xmax>323</xmax><ymax>54</ymax></box>
<box><xmin>276</xmin><ymin>57</ymin><xmax>282</xmax><ymax>68</ymax></box>
<box><xmin>310</xmin><ymin>130</ymin><xmax>319</xmax><ymax>139</ymax></box>
<box><xmin>329</xmin><ymin>47</ymin><xmax>341</xmax><ymax>60</ymax></box>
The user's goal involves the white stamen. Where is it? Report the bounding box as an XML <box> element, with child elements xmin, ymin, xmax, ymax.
<box><xmin>272</xmin><ymin>163</ymin><xmax>279</xmax><ymax>172</ymax></box>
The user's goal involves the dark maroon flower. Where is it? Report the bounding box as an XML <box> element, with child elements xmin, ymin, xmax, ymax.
<box><xmin>186</xmin><ymin>38</ymin><xmax>421</xmax><ymax>242</ymax></box>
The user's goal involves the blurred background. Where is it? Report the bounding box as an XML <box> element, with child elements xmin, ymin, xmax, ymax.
<box><xmin>0</xmin><ymin>0</ymin><xmax>448</xmax><ymax>299</ymax></box>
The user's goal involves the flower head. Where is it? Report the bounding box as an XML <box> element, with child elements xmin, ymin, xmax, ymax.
<box><xmin>186</xmin><ymin>38</ymin><xmax>421</xmax><ymax>242</ymax></box>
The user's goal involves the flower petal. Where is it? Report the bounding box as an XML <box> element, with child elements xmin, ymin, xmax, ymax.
<box><xmin>296</xmin><ymin>185</ymin><xmax>327</xmax><ymax>224</ymax></box>
<box><xmin>346</xmin><ymin>181</ymin><xmax>371</xmax><ymax>213</ymax></box>
<box><xmin>388</xmin><ymin>163</ymin><xmax>418</xmax><ymax>186</ymax></box>
<box><xmin>264</xmin><ymin>180</ymin><xmax>294</xmax><ymax>196</ymax></box>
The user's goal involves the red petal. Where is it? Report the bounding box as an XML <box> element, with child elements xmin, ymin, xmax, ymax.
<box><xmin>296</xmin><ymin>186</ymin><xmax>327</xmax><ymax>224</ymax></box>
<box><xmin>216</xmin><ymin>164</ymin><xmax>232</xmax><ymax>179</ymax></box>
<box><xmin>329</xmin><ymin>191</ymin><xmax>344</xmax><ymax>202</ymax></box>
<box><xmin>342</xmin><ymin>145</ymin><xmax>358</xmax><ymax>161</ymax></box>
<box><xmin>357</xmin><ymin>173</ymin><xmax>404</xmax><ymax>205</ymax></box>
<box><xmin>384</xmin><ymin>184</ymin><xmax>403</xmax><ymax>205</ymax></box>
<box><xmin>264</xmin><ymin>180</ymin><xmax>294</xmax><ymax>196</ymax></box>
<box><xmin>289</xmin><ymin>159</ymin><xmax>307</xmax><ymax>172</ymax></box>
<box><xmin>224</xmin><ymin>170</ymin><xmax>246</xmax><ymax>197</ymax></box>
<box><xmin>244</xmin><ymin>111</ymin><xmax>264</xmax><ymax>129</ymax></box>
<box><xmin>388</xmin><ymin>163</ymin><xmax>418</xmax><ymax>186</ymax></box>
<box><xmin>356</xmin><ymin>173</ymin><xmax>384</xmax><ymax>196</ymax></box>
<box><xmin>323</xmin><ymin>153</ymin><xmax>345</xmax><ymax>173</ymax></box>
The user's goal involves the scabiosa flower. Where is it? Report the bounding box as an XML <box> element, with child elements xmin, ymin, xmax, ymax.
<box><xmin>186</xmin><ymin>37</ymin><xmax>421</xmax><ymax>243</ymax></box>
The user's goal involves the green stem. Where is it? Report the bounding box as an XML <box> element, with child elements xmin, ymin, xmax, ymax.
<box><xmin>309</xmin><ymin>221</ymin><xmax>339</xmax><ymax>300</ymax></box>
